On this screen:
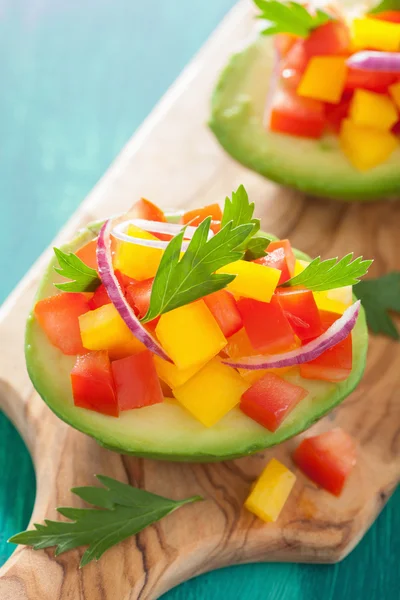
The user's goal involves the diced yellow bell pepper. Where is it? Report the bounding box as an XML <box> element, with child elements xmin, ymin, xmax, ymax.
<box><xmin>113</xmin><ymin>224</ymin><xmax>163</xmax><ymax>280</ymax></box>
<box><xmin>217</xmin><ymin>260</ymin><xmax>280</xmax><ymax>302</ymax></box>
<box><xmin>389</xmin><ymin>81</ymin><xmax>400</xmax><ymax>110</ymax></box>
<box><xmin>340</xmin><ymin>119</ymin><xmax>398</xmax><ymax>171</ymax></box>
<box><xmin>245</xmin><ymin>458</ymin><xmax>296</xmax><ymax>523</ymax></box>
<box><xmin>314</xmin><ymin>286</ymin><xmax>353</xmax><ymax>315</ymax></box>
<box><xmin>352</xmin><ymin>18</ymin><xmax>400</xmax><ymax>52</ymax></box>
<box><xmin>297</xmin><ymin>56</ymin><xmax>347</xmax><ymax>104</ymax></box>
<box><xmin>293</xmin><ymin>259</ymin><xmax>309</xmax><ymax>276</ymax></box>
<box><xmin>79</xmin><ymin>303</ymin><xmax>146</xmax><ymax>359</ymax></box>
<box><xmin>173</xmin><ymin>358</ymin><xmax>249</xmax><ymax>427</ymax></box>
<box><xmin>153</xmin><ymin>355</ymin><xmax>207</xmax><ymax>389</ymax></box>
<box><xmin>239</xmin><ymin>367</ymin><xmax>292</xmax><ymax>385</ymax></box>
<box><xmin>155</xmin><ymin>301</ymin><xmax>227</xmax><ymax>370</ymax></box>
<box><xmin>349</xmin><ymin>89</ymin><xmax>398</xmax><ymax>131</ymax></box>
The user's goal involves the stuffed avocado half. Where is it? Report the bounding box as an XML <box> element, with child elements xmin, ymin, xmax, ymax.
<box><xmin>209</xmin><ymin>1</ymin><xmax>400</xmax><ymax>201</ymax></box>
<box><xmin>25</xmin><ymin>194</ymin><xmax>369</xmax><ymax>461</ymax></box>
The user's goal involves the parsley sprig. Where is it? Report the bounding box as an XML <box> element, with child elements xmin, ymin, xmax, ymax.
<box><xmin>9</xmin><ymin>475</ymin><xmax>202</xmax><ymax>567</ymax></box>
<box><xmin>282</xmin><ymin>254</ymin><xmax>373</xmax><ymax>292</ymax></box>
<box><xmin>254</xmin><ymin>0</ymin><xmax>333</xmax><ymax>38</ymax></box>
<box><xmin>53</xmin><ymin>247</ymin><xmax>100</xmax><ymax>292</ymax></box>
<box><xmin>354</xmin><ymin>273</ymin><xmax>400</xmax><ymax>340</ymax></box>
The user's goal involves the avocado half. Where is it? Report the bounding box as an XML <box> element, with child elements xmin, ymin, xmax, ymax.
<box><xmin>25</xmin><ymin>223</ymin><xmax>368</xmax><ymax>461</ymax></box>
<box><xmin>209</xmin><ymin>19</ymin><xmax>400</xmax><ymax>201</ymax></box>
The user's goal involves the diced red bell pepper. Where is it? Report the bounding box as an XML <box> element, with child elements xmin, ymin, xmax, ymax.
<box><xmin>71</xmin><ymin>351</ymin><xmax>118</xmax><ymax>416</ymax></box>
<box><xmin>299</xmin><ymin>311</ymin><xmax>352</xmax><ymax>382</ymax></box>
<box><xmin>345</xmin><ymin>68</ymin><xmax>399</xmax><ymax>93</ymax></box>
<box><xmin>125</xmin><ymin>278</ymin><xmax>160</xmax><ymax>328</ymax></box>
<box><xmin>240</xmin><ymin>372</ymin><xmax>308</xmax><ymax>432</ymax></box>
<box><xmin>76</xmin><ymin>239</ymin><xmax>98</xmax><ymax>270</ymax></box>
<box><xmin>181</xmin><ymin>203</ymin><xmax>223</xmax><ymax>226</ymax></box>
<box><xmin>293</xmin><ymin>428</ymin><xmax>357</xmax><ymax>496</ymax></box>
<box><xmin>393</xmin><ymin>121</ymin><xmax>400</xmax><ymax>136</ymax></box>
<box><xmin>88</xmin><ymin>271</ymin><xmax>136</xmax><ymax>310</ymax></box>
<box><xmin>254</xmin><ymin>239</ymin><xmax>295</xmax><ymax>284</ymax></box>
<box><xmin>237</xmin><ymin>296</ymin><xmax>297</xmax><ymax>354</ymax></box>
<box><xmin>326</xmin><ymin>95</ymin><xmax>352</xmax><ymax>133</ymax></box>
<box><xmin>111</xmin><ymin>350</ymin><xmax>164</xmax><ymax>411</ymax></box>
<box><xmin>303</xmin><ymin>21</ymin><xmax>350</xmax><ymax>58</ymax></box>
<box><xmin>369</xmin><ymin>10</ymin><xmax>400</xmax><ymax>23</ymax></box>
<box><xmin>186</xmin><ymin>215</ymin><xmax>221</xmax><ymax>234</ymax></box>
<box><xmin>203</xmin><ymin>290</ymin><xmax>243</xmax><ymax>338</ymax></box>
<box><xmin>35</xmin><ymin>292</ymin><xmax>91</xmax><ymax>355</ymax></box>
<box><xmin>274</xmin><ymin>33</ymin><xmax>298</xmax><ymax>57</ymax></box>
<box><xmin>269</xmin><ymin>89</ymin><xmax>326</xmax><ymax>139</ymax></box>
<box><xmin>276</xmin><ymin>288</ymin><xmax>323</xmax><ymax>341</ymax></box>
<box><xmin>130</xmin><ymin>197</ymin><xmax>166</xmax><ymax>222</ymax></box>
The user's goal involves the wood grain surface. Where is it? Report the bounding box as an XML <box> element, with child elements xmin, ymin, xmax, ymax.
<box><xmin>0</xmin><ymin>1</ymin><xmax>399</xmax><ymax>598</ymax></box>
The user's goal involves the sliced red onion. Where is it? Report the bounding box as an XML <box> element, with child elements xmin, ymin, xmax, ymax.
<box><xmin>223</xmin><ymin>300</ymin><xmax>361</xmax><ymax>370</ymax></box>
<box><xmin>112</xmin><ymin>218</ymin><xmax>214</xmax><ymax>251</ymax></box>
<box><xmin>347</xmin><ymin>52</ymin><xmax>400</xmax><ymax>73</ymax></box>
<box><xmin>97</xmin><ymin>220</ymin><xmax>172</xmax><ymax>362</ymax></box>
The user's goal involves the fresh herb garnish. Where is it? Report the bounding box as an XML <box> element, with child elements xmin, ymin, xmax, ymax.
<box><xmin>282</xmin><ymin>253</ymin><xmax>373</xmax><ymax>292</ymax></box>
<box><xmin>354</xmin><ymin>273</ymin><xmax>400</xmax><ymax>340</ymax></box>
<box><xmin>244</xmin><ymin>235</ymin><xmax>273</xmax><ymax>260</ymax></box>
<box><xmin>9</xmin><ymin>475</ymin><xmax>202</xmax><ymax>567</ymax></box>
<box><xmin>254</xmin><ymin>0</ymin><xmax>333</xmax><ymax>38</ymax></box>
<box><xmin>369</xmin><ymin>0</ymin><xmax>400</xmax><ymax>14</ymax></box>
<box><xmin>53</xmin><ymin>247</ymin><xmax>101</xmax><ymax>292</ymax></box>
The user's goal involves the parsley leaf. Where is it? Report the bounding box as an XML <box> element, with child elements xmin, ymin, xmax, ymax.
<box><xmin>369</xmin><ymin>0</ymin><xmax>400</xmax><ymax>14</ymax></box>
<box><xmin>244</xmin><ymin>235</ymin><xmax>273</xmax><ymax>260</ymax></box>
<box><xmin>142</xmin><ymin>217</ymin><xmax>253</xmax><ymax>322</ymax></box>
<box><xmin>354</xmin><ymin>273</ymin><xmax>400</xmax><ymax>340</ymax></box>
<box><xmin>282</xmin><ymin>253</ymin><xmax>373</xmax><ymax>291</ymax></box>
<box><xmin>53</xmin><ymin>247</ymin><xmax>101</xmax><ymax>292</ymax></box>
<box><xmin>254</xmin><ymin>0</ymin><xmax>333</xmax><ymax>37</ymax></box>
<box><xmin>9</xmin><ymin>475</ymin><xmax>202</xmax><ymax>567</ymax></box>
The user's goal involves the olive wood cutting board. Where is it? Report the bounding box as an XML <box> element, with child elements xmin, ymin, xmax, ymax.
<box><xmin>0</xmin><ymin>1</ymin><xmax>399</xmax><ymax>598</ymax></box>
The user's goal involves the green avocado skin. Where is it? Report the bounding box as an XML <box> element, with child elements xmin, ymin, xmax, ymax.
<box><xmin>25</xmin><ymin>224</ymin><xmax>368</xmax><ymax>462</ymax></box>
<box><xmin>209</xmin><ymin>36</ymin><xmax>400</xmax><ymax>202</ymax></box>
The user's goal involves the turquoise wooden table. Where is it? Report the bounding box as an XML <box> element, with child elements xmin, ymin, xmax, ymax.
<box><xmin>0</xmin><ymin>1</ymin><xmax>398</xmax><ymax>597</ymax></box>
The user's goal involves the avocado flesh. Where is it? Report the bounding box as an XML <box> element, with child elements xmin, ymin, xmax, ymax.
<box><xmin>209</xmin><ymin>36</ymin><xmax>400</xmax><ymax>202</ymax></box>
<box><xmin>25</xmin><ymin>225</ymin><xmax>368</xmax><ymax>461</ymax></box>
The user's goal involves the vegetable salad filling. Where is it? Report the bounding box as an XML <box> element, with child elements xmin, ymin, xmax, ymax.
<box><xmin>256</xmin><ymin>0</ymin><xmax>400</xmax><ymax>170</ymax></box>
<box><xmin>34</xmin><ymin>187</ymin><xmax>372</xmax><ymax>432</ymax></box>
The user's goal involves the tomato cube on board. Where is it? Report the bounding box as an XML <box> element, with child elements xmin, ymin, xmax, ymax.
<box><xmin>240</xmin><ymin>373</ymin><xmax>308</xmax><ymax>432</ymax></box>
<box><xmin>245</xmin><ymin>458</ymin><xmax>296</xmax><ymax>522</ymax></box>
<box><xmin>269</xmin><ymin>89</ymin><xmax>326</xmax><ymax>139</ymax></box>
<box><xmin>352</xmin><ymin>18</ymin><xmax>400</xmax><ymax>52</ymax></box>
<box><xmin>181</xmin><ymin>203</ymin><xmax>222</xmax><ymax>225</ymax></box>
<box><xmin>173</xmin><ymin>358</ymin><xmax>249</xmax><ymax>427</ymax></box>
<box><xmin>300</xmin><ymin>311</ymin><xmax>353</xmax><ymax>382</ymax></box>
<box><xmin>276</xmin><ymin>288</ymin><xmax>322</xmax><ymax>341</ymax></box>
<box><xmin>186</xmin><ymin>216</ymin><xmax>221</xmax><ymax>234</ymax></box>
<box><xmin>79</xmin><ymin>303</ymin><xmax>146</xmax><ymax>359</ymax></box>
<box><xmin>293</xmin><ymin>428</ymin><xmax>357</xmax><ymax>496</ymax></box>
<box><xmin>111</xmin><ymin>350</ymin><xmax>163</xmax><ymax>411</ymax></box>
<box><xmin>71</xmin><ymin>351</ymin><xmax>118</xmax><ymax>416</ymax></box>
<box><xmin>255</xmin><ymin>239</ymin><xmax>295</xmax><ymax>285</ymax></box>
<box><xmin>326</xmin><ymin>96</ymin><xmax>352</xmax><ymax>133</ymax></box>
<box><xmin>237</xmin><ymin>296</ymin><xmax>297</xmax><ymax>354</ymax></box>
<box><xmin>370</xmin><ymin>10</ymin><xmax>400</xmax><ymax>23</ymax></box>
<box><xmin>217</xmin><ymin>260</ymin><xmax>281</xmax><ymax>303</ymax></box>
<box><xmin>125</xmin><ymin>278</ymin><xmax>160</xmax><ymax>329</ymax></box>
<box><xmin>34</xmin><ymin>292</ymin><xmax>91</xmax><ymax>355</ymax></box>
<box><xmin>203</xmin><ymin>290</ymin><xmax>243</xmax><ymax>338</ymax></box>
<box><xmin>297</xmin><ymin>56</ymin><xmax>347</xmax><ymax>104</ymax></box>
<box><xmin>113</xmin><ymin>225</ymin><xmax>163</xmax><ymax>280</ymax></box>
<box><xmin>345</xmin><ymin>67</ymin><xmax>398</xmax><ymax>93</ymax></box>
<box><xmin>153</xmin><ymin>355</ymin><xmax>206</xmax><ymax>389</ymax></box>
<box><xmin>349</xmin><ymin>89</ymin><xmax>398</xmax><ymax>131</ymax></box>
<box><xmin>155</xmin><ymin>301</ymin><xmax>227</xmax><ymax>370</ymax></box>
<box><xmin>303</xmin><ymin>20</ymin><xmax>350</xmax><ymax>58</ymax></box>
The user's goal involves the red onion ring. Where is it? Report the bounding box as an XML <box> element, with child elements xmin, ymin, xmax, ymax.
<box><xmin>97</xmin><ymin>220</ymin><xmax>172</xmax><ymax>362</ymax></box>
<box><xmin>222</xmin><ymin>300</ymin><xmax>361</xmax><ymax>370</ymax></box>
<box><xmin>347</xmin><ymin>51</ymin><xmax>400</xmax><ymax>73</ymax></box>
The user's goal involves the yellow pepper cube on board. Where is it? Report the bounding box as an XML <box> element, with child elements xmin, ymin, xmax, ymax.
<box><xmin>340</xmin><ymin>119</ymin><xmax>398</xmax><ymax>171</ymax></box>
<box><xmin>314</xmin><ymin>286</ymin><xmax>353</xmax><ymax>315</ymax></box>
<box><xmin>349</xmin><ymin>89</ymin><xmax>398</xmax><ymax>131</ymax></box>
<box><xmin>173</xmin><ymin>358</ymin><xmax>250</xmax><ymax>427</ymax></box>
<box><xmin>113</xmin><ymin>224</ymin><xmax>163</xmax><ymax>280</ymax></box>
<box><xmin>79</xmin><ymin>303</ymin><xmax>146</xmax><ymax>359</ymax></box>
<box><xmin>217</xmin><ymin>260</ymin><xmax>280</xmax><ymax>302</ymax></box>
<box><xmin>153</xmin><ymin>355</ymin><xmax>206</xmax><ymax>389</ymax></box>
<box><xmin>297</xmin><ymin>56</ymin><xmax>347</xmax><ymax>104</ymax></box>
<box><xmin>245</xmin><ymin>458</ymin><xmax>296</xmax><ymax>523</ymax></box>
<box><xmin>352</xmin><ymin>18</ymin><xmax>400</xmax><ymax>52</ymax></box>
<box><xmin>155</xmin><ymin>301</ymin><xmax>227</xmax><ymax>370</ymax></box>
<box><xmin>389</xmin><ymin>81</ymin><xmax>400</xmax><ymax>110</ymax></box>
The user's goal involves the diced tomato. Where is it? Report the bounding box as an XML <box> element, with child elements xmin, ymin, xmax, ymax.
<box><xmin>276</xmin><ymin>288</ymin><xmax>323</xmax><ymax>341</ymax></box>
<box><xmin>35</xmin><ymin>293</ymin><xmax>91</xmax><ymax>355</ymax></box>
<box><xmin>116</xmin><ymin>270</ymin><xmax>137</xmax><ymax>288</ymax></box>
<box><xmin>71</xmin><ymin>351</ymin><xmax>118</xmax><ymax>416</ymax></box>
<box><xmin>326</xmin><ymin>95</ymin><xmax>352</xmax><ymax>133</ymax></box>
<box><xmin>203</xmin><ymin>290</ymin><xmax>243</xmax><ymax>338</ymax></box>
<box><xmin>125</xmin><ymin>278</ymin><xmax>160</xmax><ymax>328</ymax></box>
<box><xmin>237</xmin><ymin>296</ymin><xmax>297</xmax><ymax>354</ymax></box>
<box><xmin>130</xmin><ymin>197</ymin><xmax>166</xmax><ymax>222</ymax></box>
<box><xmin>88</xmin><ymin>271</ymin><xmax>135</xmax><ymax>311</ymax></box>
<box><xmin>293</xmin><ymin>428</ymin><xmax>357</xmax><ymax>496</ymax></box>
<box><xmin>345</xmin><ymin>68</ymin><xmax>399</xmax><ymax>93</ymax></box>
<box><xmin>299</xmin><ymin>311</ymin><xmax>352</xmax><ymax>382</ymax></box>
<box><xmin>111</xmin><ymin>350</ymin><xmax>164</xmax><ymax>410</ymax></box>
<box><xmin>181</xmin><ymin>203</ymin><xmax>223</xmax><ymax>226</ymax></box>
<box><xmin>269</xmin><ymin>89</ymin><xmax>326</xmax><ymax>139</ymax></box>
<box><xmin>255</xmin><ymin>239</ymin><xmax>295</xmax><ymax>284</ymax></box>
<box><xmin>76</xmin><ymin>239</ymin><xmax>98</xmax><ymax>270</ymax></box>
<box><xmin>369</xmin><ymin>10</ymin><xmax>400</xmax><ymax>23</ymax></box>
<box><xmin>186</xmin><ymin>215</ymin><xmax>221</xmax><ymax>234</ymax></box>
<box><xmin>274</xmin><ymin>33</ymin><xmax>298</xmax><ymax>57</ymax></box>
<box><xmin>240</xmin><ymin>373</ymin><xmax>308</xmax><ymax>432</ymax></box>
<box><xmin>303</xmin><ymin>21</ymin><xmax>350</xmax><ymax>58</ymax></box>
